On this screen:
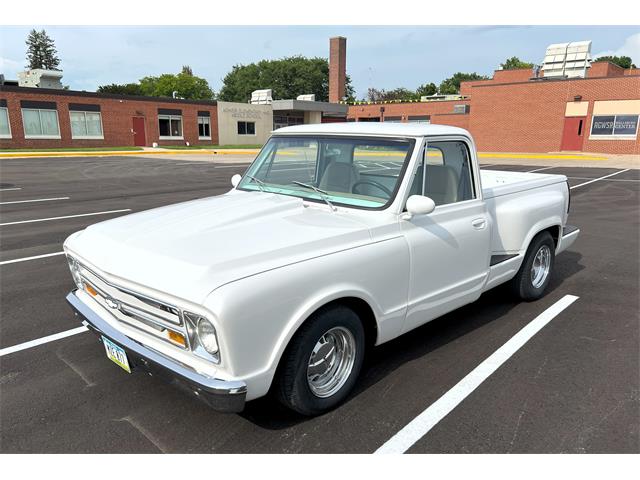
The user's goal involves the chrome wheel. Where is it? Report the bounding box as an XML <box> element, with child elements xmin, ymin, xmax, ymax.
<box><xmin>531</xmin><ymin>245</ymin><xmax>551</xmax><ymax>288</ymax></box>
<box><xmin>306</xmin><ymin>326</ymin><xmax>356</xmax><ymax>398</ymax></box>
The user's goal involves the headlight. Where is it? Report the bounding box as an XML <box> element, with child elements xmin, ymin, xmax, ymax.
<box><xmin>197</xmin><ymin>317</ymin><xmax>219</xmax><ymax>355</ymax></box>
<box><xmin>66</xmin><ymin>256</ymin><xmax>83</xmax><ymax>289</ymax></box>
<box><xmin>184</xmin><ymin>312</ymin><xmax>219</xmax><ymax>360</ymax></box>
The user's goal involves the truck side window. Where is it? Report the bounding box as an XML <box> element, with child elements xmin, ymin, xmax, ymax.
<box><xmin>414</xmin><ymin>141</ymin><xmax>474</xmax><ymax>206</ymax></box>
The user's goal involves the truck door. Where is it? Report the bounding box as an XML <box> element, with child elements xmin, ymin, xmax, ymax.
<box><xmin>401</xmin><ymin>140</ymin><xmax>491</xmax><ymax>333</ymax></box>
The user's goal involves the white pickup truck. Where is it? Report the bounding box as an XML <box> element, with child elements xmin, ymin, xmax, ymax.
<box><xmin>65</xmin><ymin>123</ymin><xmax>579</xmax><ymax>415</ymax></box>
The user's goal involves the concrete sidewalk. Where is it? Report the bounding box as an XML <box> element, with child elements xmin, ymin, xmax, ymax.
<box><xmin>0</xmin><ymin>147</ymin><xmax>637</xmax><ymax>169</ymax></box>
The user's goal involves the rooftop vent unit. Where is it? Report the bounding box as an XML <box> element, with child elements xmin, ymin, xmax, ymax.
<box><xmin>250</xmin><ymin>89</ymin><xmax>273</xmax><ymax>105</ymax></box>
<box><xmin>541</xmin><ymin>41</ymin><xmax>592</xmax><ymax>78</ymax></box>
<box><xmin>296</xmin><ymin>94</ymin><xmax>316</xmax><ymax>101</ymax></box>
<box><xmin>17</xmin><ymin>69</ymin><xmax>64</xmax><ymax>89</ymax></box>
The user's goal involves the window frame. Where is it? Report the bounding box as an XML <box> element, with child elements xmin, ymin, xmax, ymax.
<box><xmin>405</xmin><ymin>138</ymin><xmax>479</xmax><ymax>210</ymax></box>
<box><xmin>69</xmin><ymin>110</ymin><xmax>104</xmax><ymax>140</ymax></box>
<box><xmin>589</xmin><ymin>114</ymin><xmax>639</xmax><ymax>140</ymax></box>
<box><xmin>197</xmin><ymin>115</ymin><xmax>211</xmax><ymax>140</ymax></box>
<box><xmin>158</xmin><ymin>114</ymin><xmax>183</xmax><ymax>140</ymax></box>
<box><xmin>21</xmin><ymin>108</ymin><xmax>61</xmax><ymax>139</ymax></box>
<box><xmin>0</xmin><ymin>107</ymin><xmax>11</xmax><ymax>139</ymax></box>
<box><xmin>237</xmin><ymin>121</ymin><xmax>256</xmax><ymax>136</ymax></box>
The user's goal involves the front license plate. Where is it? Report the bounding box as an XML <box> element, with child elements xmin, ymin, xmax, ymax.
<box><xmin>102</xmin><ymin>336</ymin><xmax>131</xmax><ymax>373</ymax></box>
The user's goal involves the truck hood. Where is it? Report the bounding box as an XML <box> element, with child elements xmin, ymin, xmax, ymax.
<box><xmin>65</xmin><ymin>190</ymin><xmax>373</xmax><ymax>304</ymax></box>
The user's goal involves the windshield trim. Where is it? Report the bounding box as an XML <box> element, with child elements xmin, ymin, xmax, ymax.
<box><xmin>236</xmin><ymin>134</ymin><xmax>416</xmax><ymax>211</ymax></box>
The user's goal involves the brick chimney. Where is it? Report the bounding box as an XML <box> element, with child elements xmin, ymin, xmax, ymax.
<box><xmin>329</xmin><ymin>37</ymin><xmax>347</xmax><ymax>103</ymax></box>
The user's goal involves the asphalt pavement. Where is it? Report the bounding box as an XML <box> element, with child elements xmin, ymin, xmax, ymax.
<box><xmin>0</xmin><ymin>155</ymin><xmax>638</xmax><ymax>453</ymax></box>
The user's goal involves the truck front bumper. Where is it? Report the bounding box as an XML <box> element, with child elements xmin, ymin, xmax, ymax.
<box><xmin>66</xmin><ymin>290</ymin><xmax>247</xmax><ymax>413</ymax></box>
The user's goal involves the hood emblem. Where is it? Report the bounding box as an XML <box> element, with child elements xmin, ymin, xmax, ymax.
<box><xmin>105</xmin><ymin>297</ymin><xmax>120</xmax><ymax>310</ymax></box>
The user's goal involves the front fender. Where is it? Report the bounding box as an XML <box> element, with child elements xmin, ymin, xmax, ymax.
<box><xmin>203</xmin><ymin>237</ymin><xmax>409</xmax><ymax>400</ymax></box>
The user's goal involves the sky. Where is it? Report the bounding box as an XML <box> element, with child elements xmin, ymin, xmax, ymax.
<box><xmin>0</xmin><ymin>26</ymin><xmax>638</xmax><ymax>98</ymax></box>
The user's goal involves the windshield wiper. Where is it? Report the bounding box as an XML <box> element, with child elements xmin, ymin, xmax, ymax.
<box><xmin>246</xmin><ymin>175</ymin><xmax>267</xmax><ymax>192</ymax></box>
<box><xmin>291</xmin><ymin>181</ymin><xmax>337</xmax><ymax>211</ymax></box>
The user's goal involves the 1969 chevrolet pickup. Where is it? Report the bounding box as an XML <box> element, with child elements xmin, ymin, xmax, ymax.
<box><xmin>65</xmin><ymin>123</ymin><xmax>579</xmax><ymax>415</ymax></box>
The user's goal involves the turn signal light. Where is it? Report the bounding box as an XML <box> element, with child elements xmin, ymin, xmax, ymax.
<box><xmin>85</xmin><ymin>283</ymin><xmax>98</xmax><ymax>297</ymax></box>
<box><xmin>168</xmin><ymin>331</ymin><xmax>187</xmax><ymax>347</ymax></box>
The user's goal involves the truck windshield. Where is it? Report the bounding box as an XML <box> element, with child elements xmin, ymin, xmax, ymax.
<box><xmin>237</xmin><ymin>136</ymin><xmax>415</xmax><ymax>209</ymax></box>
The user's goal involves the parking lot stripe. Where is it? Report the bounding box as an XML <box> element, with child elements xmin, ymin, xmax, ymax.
<box><xmin>0</xmin><ymin>196</ymin><xmax>70</xmax><ymax>205</ymax></box>
<box><xmin>375</xmin><ymin>294</ymin><xmax>579</xmax><ymax>454</ymax></box>
<box><xmin>0</xmin><ymin>208</ymin><xmax>132</xmax><ymax>226</ymax></box>
<box><xmin>0</xmin><ymin>251</ymin><xmax>65</xmax><ymax>265</ymax></box>
<box><xmin>0</xmin><ymin>187</ymin><xmax>22</xmax><ymax>191</ymax></box>
<box><xmin>570</xmin><ymin>169</ymin><xmax>630</xmax><ymax>190</ymax></box>
<box><xmin>527</xmin><ymin>166</ymin><xmax>557</xmax><ymax>173</ymax></box>
<box><xmin>0</xmin><ymin>326</ymin><xmax>88</xmax><ymax>357</ymax></box>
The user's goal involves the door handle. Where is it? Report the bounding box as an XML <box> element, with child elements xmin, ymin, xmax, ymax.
<box><xmin>472</xmin><ymin>218</ymin><xmax>486</xmax><ymax>230</ymax></box>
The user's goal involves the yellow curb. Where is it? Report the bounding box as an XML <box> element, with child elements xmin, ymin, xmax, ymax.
<box><xmin>478</xmin><ymin>153</ymin><xmax>607</xmax><ymax>161</ymax></box>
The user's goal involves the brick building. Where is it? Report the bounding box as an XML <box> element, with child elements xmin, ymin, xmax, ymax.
<box><xmin>0</xmin><ymin>86</ymin><xmax>219</xmax><ymax>149</ymax></box>
<box><xmin>346</xmin><ymin>60</ymin><xmax>640</xmax><ymax>155</ymax></box>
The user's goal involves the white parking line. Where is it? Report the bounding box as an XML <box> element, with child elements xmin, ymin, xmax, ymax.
<box><xmin>376</xmin><ymin>294</ymin><xmax>579</xmax><ymax>454</ymax></box>
<box><xmin>0</xmin><ymin>326</ymin><xmax>88</xmax><ymax>357</ymax></box>
<box><xmin>0</xmin><ymin>187</ymin><xmax>22</xmax><ymax>191</ymax></box>
<box><xmin>0</xmin><ymin>196</ymin><xmax>69</xmax><ymax>205</ymax></box>
<box><xmin>0</xmin><ymin>208</ymin><xmax>132</xmax><ymax>226</ymax></box>
<box><xmin>527</xmin><ymin>166</ymin><xmax>557</xmax><ymax>173</ymax></box>
<box><xmin>570</xmin><ymin>169</ymin><xmax>630</xmax><ymax>190</ymax></box>
<box><xmin>0</xmin><ymin>251</ymin><xmax>65</xmax><ymax>265</ymax></box>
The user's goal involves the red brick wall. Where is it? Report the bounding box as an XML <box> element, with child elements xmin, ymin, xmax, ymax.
<box><xmin>329</xmin><ymin>37</ymin><xmax>347</xmax><ymax>103</ymax></box>
<box><xmin>431</xmin><ymin>113</ymin><xmax>470</xmax><ymax>130</ymax></box>
<box><xmin>589</xmin><ymin>62</ymin><xmax>625</xmax><ymax>78</ymax></box>
<box><xmin>348</xmin><ymin>99</ymin><xmax>471</xmax><ymax>121</ymax></box>
<box><xmin>468</xmin><ymin>76</ymin><xmax>640</xmax><ymax>154</ymax></box>
<box><xmin>0</xmin><ymin>87</ymin><xmax>218</xmax><ymax>149</ymax></box>
<box><xmin>492</xmin><ymin>69</ymin><xmax>534</xmax><ymax>83</ymax></box>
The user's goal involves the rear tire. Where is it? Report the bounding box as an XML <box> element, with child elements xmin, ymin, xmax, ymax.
<box><xmin>510</xmin><ymin>231</ymin><xmax>555</xmax><ymax>301</ymax></box>
<box><xmin>274</xmin><ymin>305</ymin><xmax>365</xmax><ymax>416</ymax></box>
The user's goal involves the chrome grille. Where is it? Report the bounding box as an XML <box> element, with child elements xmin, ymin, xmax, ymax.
<box><xmin>77</xmin><ymin>263</ymin><xmax>190</xmax><ymax>350</ymax></box>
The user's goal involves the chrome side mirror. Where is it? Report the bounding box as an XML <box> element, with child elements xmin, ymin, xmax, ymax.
<box><xmin>404</xmin><ymin>195</ymin><xmax>436</xmax><ymax>218</ymax></box>
<box><xmin>231</xmin><ymin>174</ymin><xmax>242</xmax><ymax>188</ymax></box>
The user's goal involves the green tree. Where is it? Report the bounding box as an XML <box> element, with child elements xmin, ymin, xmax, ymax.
<box><xmin>500</xmin><ymin>56</ymin><xmax>534</xmax><ymax>70</ymax></box>
<box><xmin>416</xmin><ymin>82</ymin><xmax>437</xmax><ymax>98</ymax></box>
<box><xmin>593</xmin><ymin>55</ymin><xmax>636</xmax><ymax>69</ymax></box>
<box><xmin>181</xmin><ymin>65</ymin><xmax>193</xmax><ymax>76</ymax></box>
<box><xmin>367</xmin><ymin>87</ymin><xmax>419</xmax><ymax>102</ymax></box>
<box><xmin>97</xmin><ymin>83</ymin><xmax>144</xmax><ymax>96</ymax></box>
<box><xmin>439</xmin><ymin>72</ymin><xmax>489</xmax><ymax>95</ymax></box>
<box><xmin>25</xmin><ymin>29</ymin><xmax>61</xmax><ymax>70</ymax></box>
<box><xmin>218</xmin><ymin>56</ymin><xmax>355</xmax><ymax>102</ymax></box>
<box><xmin>139</xmin><ymin>70</ymin><xmax>214</xmax><ymax>100</ymax></box>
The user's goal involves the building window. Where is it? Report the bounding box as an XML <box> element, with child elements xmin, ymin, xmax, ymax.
<box><xmin>198</xmin><ymin>116</ymin><xmax>211</xmax><ymax>139</ymax></box>
<box><xmin>0</xmin><ymin>107</ymin><xmax>11</xmax><ymax>139</ymax></box>
<box><xmin>70</xmin><ymin>111</ymin><xmax>104</xmax><ymax>139</ymax></box>
<box><xmin>158</xmin><ymin>115</ymin><xmax>183</xmax><ymax>139</ymax></box>
<box><xmin>21</xmin><ymin>108</ymin><xmax>61</xmax><ymax>138</ymax></box>
<box><xmin>237</xmin><ymin>121</ymin><xmax>256</xmax><ymax>135</ymax></box>
<box><xmin>383</xmin><ymin>116</ymin><xmax>402</xmax><ymax>123</ymax></box>
<box><xmin>408</xmin><ymin>115</ymin><xmax>431</xmax><ymax>124</ymax></box>
<box><xmin>590</xmin><ymin>114</ymin><xmax>639</xmax><ymax>139</ymax></box>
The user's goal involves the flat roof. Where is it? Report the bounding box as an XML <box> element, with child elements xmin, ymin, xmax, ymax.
<box><xmin>272</xmin><ymin>99</ymin><xmax>348</xmax><ymax>114</ymax></box>
<box><xmin>273</xmin><ymin>122</ymin><xmax>470</xmax><ymax>137</ymax></box>
<box><xmin>0</xmin><ymin>84</ymin><xmax>217</xmax><ymax>106</ymax></box>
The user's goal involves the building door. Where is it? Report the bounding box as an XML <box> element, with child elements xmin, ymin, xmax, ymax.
<box><xmin>560</xmin><ymin>116</ymin><xmax>586</xmax><ymax>151</ymax></box>
<box><xmin>132</xmin><ymin>117</ymin><xmax>146</xmax><ymax>146</ymax></box>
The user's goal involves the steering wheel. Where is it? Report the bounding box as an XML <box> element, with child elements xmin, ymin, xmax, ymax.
<box><xmin>352</xmin><ymin>180</ymin><xmax>393</xmax><ymax>197</ymax></box>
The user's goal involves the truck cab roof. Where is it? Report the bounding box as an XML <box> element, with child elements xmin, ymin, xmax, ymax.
<box><xmin>272</xmin><ymin>122</ymin><xmax>471</xmax><ymax>138</ymax></box>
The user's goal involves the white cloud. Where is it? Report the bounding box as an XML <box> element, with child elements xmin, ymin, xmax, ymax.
<box><xmin>0</xmin><ymin>57</ymin><xmax>23</xmax><ymax>78</ymax></box>
<box><xmin>593</xmin><ymin>32</ymin><xmax>640</xmax><ymax>60</ymax></box>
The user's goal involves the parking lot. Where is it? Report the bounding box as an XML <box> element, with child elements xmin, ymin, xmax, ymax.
<box><xmin>0</xmin><ymin>154</ymin><xmax>638</xmax><ymax>453</ymax></box>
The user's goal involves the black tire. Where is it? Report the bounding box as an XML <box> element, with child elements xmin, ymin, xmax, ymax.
<box><xmin>274</xmin><ymin>305</ymin><xmax>365</xmax><ymax>416</ymax></box>
<box><xmin>510</xmin><ymin>231</ymin><xmax>555</xmax><ymax>301</ymax></box>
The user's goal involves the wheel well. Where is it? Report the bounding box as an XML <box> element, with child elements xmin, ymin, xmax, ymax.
<box><xmin>541</xmin><ymin>225</ymin><xmax>560</xmax><ymax>248</ymax></box>
<box><xmin>297</xmin><ymin>297</ymin><xmax>378</xmax><ymax>350</ymax></box>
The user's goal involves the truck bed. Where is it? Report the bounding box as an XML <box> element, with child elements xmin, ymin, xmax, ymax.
<box><xmin>481</xmin><ymin>169</ymin><xmax>567</xmax><ymax>199</ymax></box>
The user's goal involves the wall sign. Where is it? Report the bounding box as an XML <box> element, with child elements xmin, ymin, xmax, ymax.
<box><xmin>591</xmin><ymin>114</ymin><xmax>639</xmax><ymax>137</ymax></box>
